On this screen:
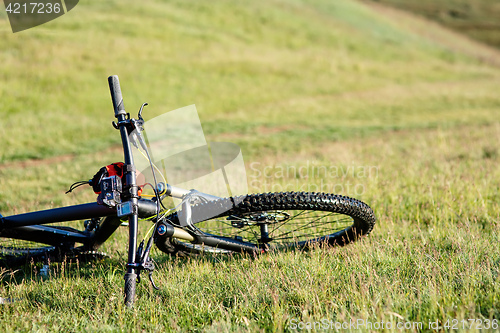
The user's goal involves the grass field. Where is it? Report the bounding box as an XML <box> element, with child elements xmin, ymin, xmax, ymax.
<box><xmin>0</xmin><ymin>0</ymin><xmax>500</xmax><ymax>331</ymax></box>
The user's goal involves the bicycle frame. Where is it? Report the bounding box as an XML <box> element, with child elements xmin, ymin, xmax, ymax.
<box><xmin>0</xmin><ymin>72</ymin><xmax>377</xmax><ymax>306</ymax></box>
<box><xmin>4</xmin><ymin>73</ymin><xmax>378</xmax><ymax>308</ymax></box>
<box><xmin>0</xmin><ymin>189</ymin><xmax>255</xmax><ymax>253</ymax></box>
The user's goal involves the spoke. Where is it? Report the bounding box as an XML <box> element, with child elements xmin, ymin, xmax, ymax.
<box><xmin>202</xmin><ymin>218</ymin><xmax>253</xmax><ymax>232</ymax></box>
<box><xmin>268</xmin><ymin>211</ymin><xmax>348</xmax><ymax>235</ymax></box>
<box><xmin>271</xmin><ymin>216</ymin><xmax>353</xmax><ymax>231</ymax></box>
<box><xmin>271</xmin><ymin>212</ymin><xmax>349</xmax><ymax>240</ymax></box>
<box><xmin>201</xmin><ymin>218</ymin><xmax>260</xmax><ymax>242</ymax></box>
<box><xmin>271</xmin><ymin>222</ymin><xmax>349</xmax><ymax>242</ymax></box>
<box><xmin>271</xmin><ymin>211</ymin><xmax>336</xmax><ymax>237</ymax></box>
<box><xmin>283</xmin><ymin>217</ymin><xmax>351</xmax><ymax>237</ymax></box>
<box><xmin>269</xmin><ymin>210</ymin><xmax>310</xmax><ymax>234</ymax></box>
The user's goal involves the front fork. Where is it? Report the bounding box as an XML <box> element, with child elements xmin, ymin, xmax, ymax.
<box><xmin>118</xmin><ymin>125</ymin><xmax>141</xmax><ymax>308</ymax></box>
<box><xmin>116</xmin><ymin>110</ymin><xmax>158</xmax><ymax>307</ymax></box>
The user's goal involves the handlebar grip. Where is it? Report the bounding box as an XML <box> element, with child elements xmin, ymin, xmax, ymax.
<box><xmin>108</xmin><ymin>75</ymin><xmax>126</xmax><ymax>117</ymax></box>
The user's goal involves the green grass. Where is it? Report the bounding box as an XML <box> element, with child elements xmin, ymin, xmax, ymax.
<box><xmin>0</xmin><ymin>0</ymin><xmax>498</xmax><ymax>162</ymax></box>
<box><xmin>0</xmin><ymin>0</ymin><xmax>500</xmax><ymax>331</ymax></box>
<box><xmin>1</xmin><ymin>124</ymin><xmax>500</xmax><ymax>332</ymax></box>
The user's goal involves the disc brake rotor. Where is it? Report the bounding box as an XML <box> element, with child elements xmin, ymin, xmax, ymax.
<box><xmin>228</xmin><ymin>211</ymin><xmax>291</xmax><ymax>228</ymax></box>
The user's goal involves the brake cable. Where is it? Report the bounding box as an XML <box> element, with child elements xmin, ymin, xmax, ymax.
<box><xmin>65</xmin><ymin>180</ymin><xmax>91</xmax><ymax>194</ymax></box>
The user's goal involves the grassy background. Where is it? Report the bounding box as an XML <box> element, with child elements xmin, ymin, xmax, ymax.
<box><xmin>0</xmin><ymin>0</ymin><xmax>499</xmax><ymax>331</ymax></box>
<box><xmin>366</xmin><ymin>0</ymin><xmax>500</xmax><ymax>49</ymax></box>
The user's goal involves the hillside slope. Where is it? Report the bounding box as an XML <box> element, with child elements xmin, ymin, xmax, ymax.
<box><xmin>0</xmin><ymin>0</ymin><xmax>499</xmax><ymax>162</ymax></box>
<box><xmin>365</xmin><ymin>0</ymin><xmax>500</xmax><ymax>49</ymax></box>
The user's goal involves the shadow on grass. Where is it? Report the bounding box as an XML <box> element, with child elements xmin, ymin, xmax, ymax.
<box><xmin>0</xmin><ymin>239</ymin><xmax>338</xmax><ymax>288</ymax></box>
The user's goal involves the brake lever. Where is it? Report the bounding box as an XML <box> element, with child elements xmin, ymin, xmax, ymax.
<box><xmin>133</xmin><ymin>235</ymin><xmax>160</xmax><ymax>290</ymax></box>
<box><xmin>138</xmin><ymin>102</ymin><xmax>148</xmax><ymax>121</ymax></box>
<box><xmin>130</xmin><ymin>120</ymin><xmax>148</xmax><ymax>152</ymax></box>
<box><xmin>144</xmin><ymin>258</ymin><xmax>159</xmax><ymax>291</ymax></box>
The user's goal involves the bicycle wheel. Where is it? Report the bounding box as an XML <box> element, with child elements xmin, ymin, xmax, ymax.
<box><xmin>0</xmin><ymin>223</ymin><xmax>108</xmax><ymax>267</ymax></box>
<box><xmin>0</xmin><ymin>241</ymin><xmax>57</xmax><ymax>266</ymax></box>
<box><xmin>155</xmin><ymin>192</ymin><xmax>375</xmax><ymax>256</ymax></box>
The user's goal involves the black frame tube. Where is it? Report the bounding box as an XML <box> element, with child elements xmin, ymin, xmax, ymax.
<box><xmin>0</xmin><ymin>225</ymin><xmax>89</xmax><ymax>247</ymax></box>
<box><xmin>1</xmin><ymin>203</ymin><xmax>115</xmax><ymax>229</ymax></box>
<box><xmin>0</xmin><ymin>199</ymin><xmax>157</xmax><ymax>242</ymax></box>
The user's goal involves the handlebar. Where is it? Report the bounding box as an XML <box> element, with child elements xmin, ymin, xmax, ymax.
<box><xmin>108</xmin><ymin>75</ymin><xmax>127</xmax><ymax>117</ymax></box>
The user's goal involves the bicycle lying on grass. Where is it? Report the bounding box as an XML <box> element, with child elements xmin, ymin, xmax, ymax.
<box><xmin>0</xmin><ymin>76</ymin><xmax>376</xmax><ymax>306</ymax></box>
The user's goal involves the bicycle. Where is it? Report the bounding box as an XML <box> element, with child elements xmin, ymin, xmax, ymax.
<box><xmin>0</xmin><ymin>76</ymin><xmax>376</xmax><ymax>307</ymax></box>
